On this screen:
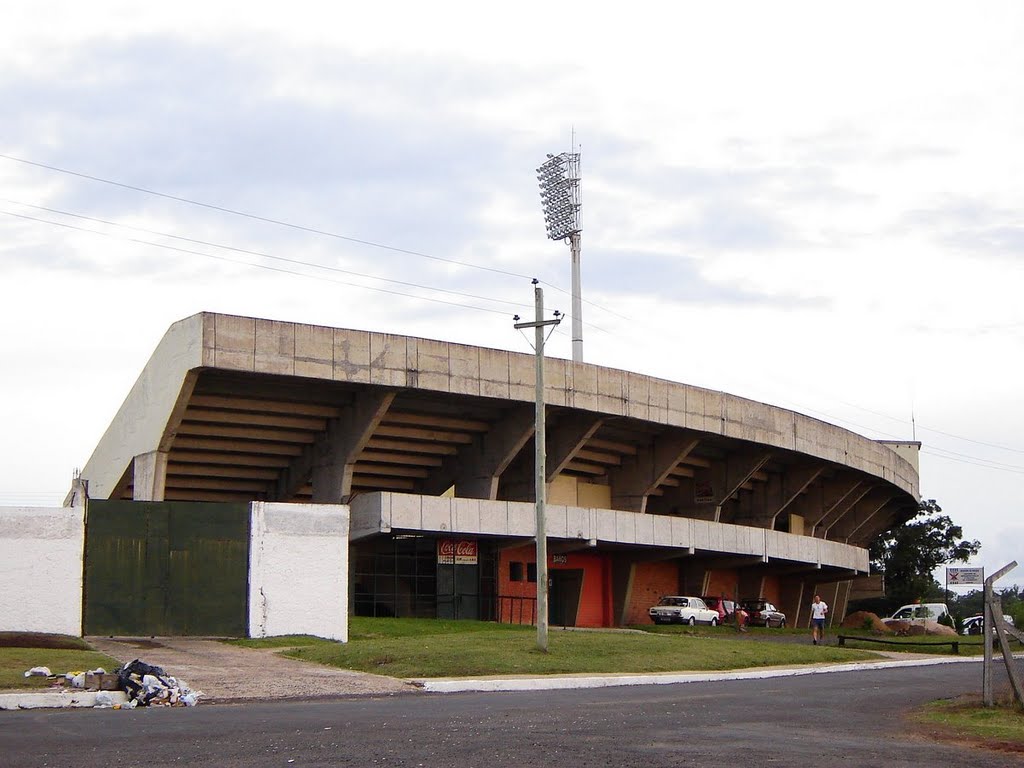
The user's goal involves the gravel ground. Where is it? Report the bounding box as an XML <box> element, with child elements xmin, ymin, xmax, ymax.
<box><xmin>86</xmin><ymin>636</ymin><xmax>417</xmax><ymax>703</ymax></box>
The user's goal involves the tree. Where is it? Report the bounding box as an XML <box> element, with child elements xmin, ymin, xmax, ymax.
<box><xmin>869</xmin><ymin>499</ymin><xmax>981</xmax><ymax>606</ymax></box>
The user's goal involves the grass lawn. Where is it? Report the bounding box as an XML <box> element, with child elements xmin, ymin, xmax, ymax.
<box><xmin>914</xmin><ymin>696</ymin><xmax>1024</xmax><ymax>748</ymax></box>
<box><xmin>0</xmin><ymin>634</ymin><xmax>121</xmax><ymax>690</ymax></box>
<box><xmin>229</xmin><ymin>617</ymin><xmax>879</xmax><ymax>679</ymax></box>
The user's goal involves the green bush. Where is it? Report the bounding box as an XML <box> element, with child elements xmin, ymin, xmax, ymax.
<box><xmin>938</xmin><ymin>612</ymin><xmax>955</xmax><ymax>629</ymax></box>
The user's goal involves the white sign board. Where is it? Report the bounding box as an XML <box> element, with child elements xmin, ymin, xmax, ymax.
<box><xmin>946</xmin><ymin>566</ymin><xmax>984</xmax><ymax>585</ymax></box>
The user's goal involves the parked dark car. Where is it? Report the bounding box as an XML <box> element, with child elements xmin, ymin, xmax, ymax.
<box><xmin>701</xmin><ymin>596</ymin><xmax>747</xmax><ymax>625</ymax></box>
<box><xmin>741</xmin><ymin>599</ymin><xmax>787</xmax><ymax>628</ymax></box>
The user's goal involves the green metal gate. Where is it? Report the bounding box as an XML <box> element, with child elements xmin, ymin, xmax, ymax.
<box><xmin>84</xmin><ymin>501</ymin><xmax>249</xmax><ymax>636</ymax></box>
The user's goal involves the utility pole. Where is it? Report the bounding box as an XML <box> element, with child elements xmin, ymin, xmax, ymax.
<box><xmin>514</xmin><ymin>280</ymin><xmax>561</xmax><ymax>652</ymax></box>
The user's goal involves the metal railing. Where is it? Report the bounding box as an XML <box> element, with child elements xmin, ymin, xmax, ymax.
<box><xmin>497</xmin><ymin>595</ymin><xmax>537</xmax><ymax>625</ymax></box>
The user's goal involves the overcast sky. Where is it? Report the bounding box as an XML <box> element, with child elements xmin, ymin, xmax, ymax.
<box><xmin>2</xmin><ymin>2</ymin><xmax>1021</xmax><ymax>588</ymax></box>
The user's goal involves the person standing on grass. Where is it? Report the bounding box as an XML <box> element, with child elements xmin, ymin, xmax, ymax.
<box><xmin>810</xmin><ymin>594</ymin><xmax>829</xmax><ymax>645</ymax></box>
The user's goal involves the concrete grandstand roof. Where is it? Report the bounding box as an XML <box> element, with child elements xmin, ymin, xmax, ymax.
<box><xmin>77</xmin><ymin>312</ymin><xmax>919</xmax><ymax>546</ymax></box>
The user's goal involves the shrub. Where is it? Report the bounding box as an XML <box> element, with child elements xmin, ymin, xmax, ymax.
<box><xmin>938</xmin><ymin>612</ymin><xmax>955</xmax><ymax>629</ymax></box>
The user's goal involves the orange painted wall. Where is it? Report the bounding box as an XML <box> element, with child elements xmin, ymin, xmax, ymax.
<box><xmin>497</xmin><ymin>545</ymin><xmax>612</xmax><ymax>627</ymax></box>
<box><xmin>623</xmin><ymin>561</ymin><xmax>679</xmax><ymax>625</ymax></box>
<box><xmin>705</xmin><ymin>569</ymin><xmax>738</xmax><ymax>599</ymax></box>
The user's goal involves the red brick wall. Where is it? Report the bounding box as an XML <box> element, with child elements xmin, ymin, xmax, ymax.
<box><xmin>497</xmin><ymin>545</ymin><xmax>612</xmax><ymax>627</ymax></box>
<box><xmin>705</xmin><ymin>569</ymin><xmax>738</xmax><ymax>599</ymax></box>
<box><xmin>623</xmin><ymin>562</ymin><xmax>680</xmax><ymax>625</ymax></box>
<box><xmin>762</xmin><ymin>574</ymin><xmax>781</xmax><ymax>605</ymax></box>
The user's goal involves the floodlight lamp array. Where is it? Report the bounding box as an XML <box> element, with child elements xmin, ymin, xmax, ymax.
<box><xmin>536</xmin><ymin>152</ymin><xmax>581</xmax><ymax>241</ymax></box>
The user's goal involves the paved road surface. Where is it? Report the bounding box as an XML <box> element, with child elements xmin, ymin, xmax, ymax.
<box><xmin>2</xmin><ymin>661</ymin><xmax>1020</xmax><ymax>767</ymax></box>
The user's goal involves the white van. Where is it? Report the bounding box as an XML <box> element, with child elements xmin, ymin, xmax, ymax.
<box><xmin>887</xmin><ymin>603</ymin><xmax>950</xmax><ymax>623</ymax></box>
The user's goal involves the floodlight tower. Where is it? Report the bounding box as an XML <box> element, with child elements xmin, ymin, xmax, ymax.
<box><xmin>536</xmin><ymin>150</ymin><xmax>583</xmax><ymax>362</ymax></box>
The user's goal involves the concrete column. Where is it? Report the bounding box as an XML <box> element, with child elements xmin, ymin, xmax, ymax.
<box><xmin>311</xmin><ymin>392</ymin><xmax>396</xmax><ymax>504</ymax></box>
<box><xmin>610</xmin><ymin>434</ymin><xmax>700</xmax><ymax>513</ymax></box>
<box><xmin>132</xmin><ymin>451</ymin><xmax>168</xmax><ymax>501</ymax></box>
<box><xmin>778</xmin><ymin>578</ymin><xmax>806</xmax><ymax>629</ymax></box>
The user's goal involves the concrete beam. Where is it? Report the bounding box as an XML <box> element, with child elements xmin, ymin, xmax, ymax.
<box><xmin>311</xmin><ymin>391</ymin><xmax>397</xmax><ymax>503</ymax></box>
<box><xmin>828</xmin><ymin>491</ymin><xmax>897</xmax><ymax>541</ymax></box>
<box><xmin>132</xmin><ymin>451</ymin><xmax>168</xmax><ymax>501</ymax></box>
<box><xmin>610</xmin><ymin>434</ymin><xmax>701</xmax><ymax>513</ymax></box>
<box><xmin>546</xmin><ymin>413</ymin><xmax>606</xmax><ymax>482</ymax></box>
<box><xmin>803</xmin><ymin>475</ymin><xmax>862</xmax><ymax>529</ymax></box>
<box><xmin>711</xmin><ymin>449</ymin><xmax>773</xmax><ymax>523</ymax></box>
<box><xmin>812</xmin><ymin>483</ymin><xmax>874</xmax><ymax>538</ymax></box>
<box><xmin>421</xmin><ymin>405</ymin><xmax>535</xmax><ymax>499</ymax></box>
<box><xmin>734</xmin><ymin>464</ymin><xmax>825</xmax><ymax>529</ymax></box>
<box><xmin>851</xmin><ymin>503</ymin><xmax>919</xmax><ymax>546</ymax></box>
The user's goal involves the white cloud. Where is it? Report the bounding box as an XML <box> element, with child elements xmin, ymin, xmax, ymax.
<box><xmin>2</xmin><ymin>1</ymin><xmax>1023</xmax><ymax>584</ymax></box>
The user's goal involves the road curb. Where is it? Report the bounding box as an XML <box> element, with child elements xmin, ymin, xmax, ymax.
<box><xmin>415</xmin><ymin>655</ymin><xmax>985</xmax><ymax>693</ymax></box>
<box><xmin>0</xmin><ymin>689</ymin><xmax>129</xmax><ymax>711</ymax></box>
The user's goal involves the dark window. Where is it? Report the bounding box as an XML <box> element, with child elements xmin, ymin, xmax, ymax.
<box><xmin>527</xmin><ymin>562</ymin><xmax>537</xmax><ymax>583</ymax></box>
<box><xmin>509</xmin><ymin>561</ymin><xmax>524</xmax><ymax>582</ymax></box>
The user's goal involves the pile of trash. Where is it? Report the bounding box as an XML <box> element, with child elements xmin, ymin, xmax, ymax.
<box><xmin>116</xmin><ymin>659</ymin><xmax>201</xmax><ymax>707</ymax></box>
<box><xmin>23</xmin><ymin>659</ymin><xmax>201</xmax><ymax>708</ymax></box>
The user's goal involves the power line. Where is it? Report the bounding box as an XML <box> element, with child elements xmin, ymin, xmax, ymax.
<box><xmin>0</xmin><ymin>152</ymin><xmax>630</xmax><ymax>326</ymax></box>
<box><xmin>4</xmin><ymin>199</ymin><xmax>536</xmax><ymax>313</ymax></box>
<box><xmin>3</xmin><ymin>210</ymin><xmax>521</xmax><ymax>317</ymax></box>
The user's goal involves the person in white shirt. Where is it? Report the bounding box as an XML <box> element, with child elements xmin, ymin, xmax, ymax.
<box><xmin>810</xmin><ymin>594</ymin><xmax>829</xmax><ymax>645</ymax></box>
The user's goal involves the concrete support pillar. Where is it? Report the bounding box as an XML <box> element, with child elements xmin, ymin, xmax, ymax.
<box><xmin>546</xmin><ymin>413</ymin><xmax>605</xmax><ymax>482</ymax></box>
<box><xmin>813</xmin><ymin>484</ymin><xmax>874</xmax><ymax>539</ymax></box>
<box><xmin>801</xmin><ymin>475</ymin><xmax>862</xmax><ymax>532</ymax></box>
<box><xmin>310</xmin><ymin>392</ymin><xmax>396</xmax><ymax>503</ymax></box>
<box><xmin>778</xmin><ymin>578</ymin><xmax>806</xmax><ymax>629</ymax></box>
<box><xmin>610</xmin><ymin>435</ymin><xmax>700</xmax><ymax>513</ymax></box>
<box><xmin>734</xmin><ymin>465</ymin><xmax>824</xmax><ymax>529</ymax></box>
<box><xmin>133</xmin><ymin>451</ymin><xmax>168</xmax><ymax>501</ymax></box>
<box><xmin>828</xmin><ymin>492</ymin><xmax>896</xmax><ymax>542</ymax></box>
<box><xmin>671</xmin><ymin>449</ymin><xmax>771</xmax><ymax>522</ymax></box>
<box><xmin>417</xmin><ymin>406</ymin><xmax>535</xmax><ymax>499</ymax></box>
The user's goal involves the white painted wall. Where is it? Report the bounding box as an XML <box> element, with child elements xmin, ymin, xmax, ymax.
<box><xmin>248</xmin><ymin>502</ymin><xmax>349</xmax><ymax>642</ymax></box>
<box><xmin>0</xmin><ymin>506</ymin><xmax>84</xmax><ymax>635</ymax></box>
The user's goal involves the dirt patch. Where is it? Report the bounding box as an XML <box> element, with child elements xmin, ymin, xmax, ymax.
<box><xmin>0</xmin><ymin>632</ymin><xmax>91</xmax><ymax>650</ymax></box>
<box><xmin>906</xmin><ymin>694</ymin><xmax>1024</xmax><ymax>755</ymax></box>
<box><xmin>840</xmin><ymin>612</ymin><xmax>893</xmax><ymax>633</ymax></box>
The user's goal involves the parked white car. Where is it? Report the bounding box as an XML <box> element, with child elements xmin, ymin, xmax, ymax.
<box><xmin>649</xmin><ymin>596</ymin><xmax>719</xmax><ymax>626</ymax></box>
<box><xmin>961</xmin><ymin>614</ymin><xmax>1016</xmax><ymax>636</ymax></box>
<box><xmin>887</xmin><ymin>603</ymin><xmax>950</xmax><ymax>624</ymax></box>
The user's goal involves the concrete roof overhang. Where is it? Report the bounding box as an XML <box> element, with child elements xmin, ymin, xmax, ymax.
<box><xmin>77</xmin><ymin>313</ymin><xmax>920</xmax><ymax>547</ymax></box>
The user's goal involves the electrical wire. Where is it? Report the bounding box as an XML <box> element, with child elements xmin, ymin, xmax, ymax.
<box><xmin>3</xmin><ymin>210</ymin><xmax>518</xmax><ymax>317</ymax></box>
<box><xmin>4</xmin><ymin>199</ymin><xmax>535</xmax><ymax>313</ymax></box>
<box><xmin>0</xmin><ymin>152</ymin><xmax>630</xmax><ymax>326</ymax></box>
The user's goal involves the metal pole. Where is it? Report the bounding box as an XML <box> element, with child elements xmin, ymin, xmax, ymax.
<box><xmin>570</xmin><ymin>231</ymin><xmax>583</xmax><ymax>363</ymax></box>
<box><xmin>533</xmin><ymin>284</ymin><xmax>549</xmax><ymax>652</ymax></box>
<box><xmin>983</xmin><ymin>581</ymin><xmax>994</xmax><ymax>706</ymax></box>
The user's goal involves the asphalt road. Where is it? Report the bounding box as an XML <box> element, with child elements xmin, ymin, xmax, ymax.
<box><xmin>1</xmin><ymin>662</ymin><xmax>1019</xmax><ymax>767</ymax></box>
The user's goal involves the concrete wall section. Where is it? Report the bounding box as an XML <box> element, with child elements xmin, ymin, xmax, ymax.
<box><xmin>80</xmin><ymin>314</ymin><xmax>206</xmax><ymax>499</ymax></box>
<box><xmin>0</xmin><ymin>507</ymin><xmax>84</xmax><ymax>635</ymax></box>
<box><xmin>248</xmin><ymin>502</ymin><xmax>349</xmax><ymax>642</ymax></box>
<box><xmin>351</xmin><ymin>492</ymin><xmax>868</xmax><ymax>573</ymax></box>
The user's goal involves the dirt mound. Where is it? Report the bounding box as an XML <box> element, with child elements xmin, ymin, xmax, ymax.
<box><xmin>840</xmin><ymin>611</ymin><xmax>893</xmax><ymax>633</ymax></box>
<box><xmin>883</xmin><ymin>620</ymin><xmax>958</xmax><ymax>636</ymax></box>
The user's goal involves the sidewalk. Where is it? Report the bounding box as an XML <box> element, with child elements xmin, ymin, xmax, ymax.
<box><xmin>5</xmin><ymin>636</ymin><xmax>1002</xmax><ymax>709</ymax></box>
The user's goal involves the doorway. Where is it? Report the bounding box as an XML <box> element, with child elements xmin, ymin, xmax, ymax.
<box><xmin>548</xmin><ymin>569</ymin><xmax>584</xmax><ymax>627</ymax></box>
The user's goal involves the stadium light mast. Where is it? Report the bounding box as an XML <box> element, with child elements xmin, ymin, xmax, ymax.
<box><xmin>536</xmin><ymin>148</ymin><xmax>583</xmax><ymax>362</ymax></box>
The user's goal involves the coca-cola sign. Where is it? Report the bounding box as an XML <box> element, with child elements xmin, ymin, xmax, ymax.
<box><xmin>437</xmin><ymin>539</ymin><xmax>478</xmax><ymax>565</ymax></box>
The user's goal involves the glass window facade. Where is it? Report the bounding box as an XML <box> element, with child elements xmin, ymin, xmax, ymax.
<box><xmin>351</xmin><ymin>535</ymin><xmax>497</xmax><ymax>621</ymax></box>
